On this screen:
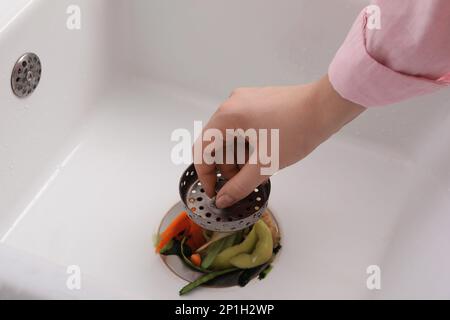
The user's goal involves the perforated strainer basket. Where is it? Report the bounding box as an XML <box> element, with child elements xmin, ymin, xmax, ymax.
<box><xmin>179</xmin><ymin>163</ymin><xmax>271</xmax><ymax>232</ymax></box>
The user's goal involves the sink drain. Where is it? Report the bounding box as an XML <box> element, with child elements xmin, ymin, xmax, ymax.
<box><xmin>158</xmin><ymin>201</ymin><xmax>281</xmax><ymax>288</ymax></box>
<box><xmin>11</xmin><ymin>53</ymin><xmax>42</xmax><ymax>98</ymax></box>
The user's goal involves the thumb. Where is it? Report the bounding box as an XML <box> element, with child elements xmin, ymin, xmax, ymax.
<box><xmin>215</xmin><ymin>163</ymin><xmax>268</xmax><ymax>209</ymax></box>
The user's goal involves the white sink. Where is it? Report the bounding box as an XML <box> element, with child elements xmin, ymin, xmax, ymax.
<box><xmin>1</xmin><ymin>0</ymin><xmax>450</xmax><ymax>299</ymax></box>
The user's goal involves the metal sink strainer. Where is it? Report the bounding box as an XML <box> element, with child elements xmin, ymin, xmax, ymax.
<box><xmin>179</xmin><ymin>163</ymin><xmax>271</xmax><ymax>232</ymax></box>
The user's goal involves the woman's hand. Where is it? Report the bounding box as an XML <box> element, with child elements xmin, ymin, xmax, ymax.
<box><xmin>194</xmin><ymin>75</ymin><xmax>365</xmax><ymax>208</ymax></box>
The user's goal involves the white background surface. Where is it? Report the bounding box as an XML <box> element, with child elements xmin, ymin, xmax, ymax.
<box><xmin>0</xmin><ymin>0</ymin><xmax>450</xmax><ymax>299</ymax></box>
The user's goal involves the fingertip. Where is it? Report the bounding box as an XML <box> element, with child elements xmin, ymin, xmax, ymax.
<box><xmin>215</xmin><ymin>193</ymin><xmax>236</xmax><ymax>209</ymax></box>
<box><xmin>205</xmin><ymin>187</ymin><xmax>215</xmax><ymax>199</ymax></box>
<box><xmin>215</xmin><ymin>164</ymin><xmax>267</xmax><ymax>208</ymax></box>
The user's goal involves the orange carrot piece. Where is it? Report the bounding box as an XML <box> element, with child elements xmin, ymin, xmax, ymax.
<box><xmin>190</xmin><ymin>253</ymin><xmax>202</xmax><ymax>267</ymax></box>
<box><xmin>186</xmin><ymin>220</ymin><xmax>206</xmax><ymax>250</ymax></box>
<box><xmin>155</xmin><ymin>211</ymin><xmax>190</xmax><ymax>253</ymax></box>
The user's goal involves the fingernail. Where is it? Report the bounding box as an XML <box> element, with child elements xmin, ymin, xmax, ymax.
<box><xmin>216</xmin><ymin>194</ymin><xmax>234</xmax><ymax>209</ymax></box>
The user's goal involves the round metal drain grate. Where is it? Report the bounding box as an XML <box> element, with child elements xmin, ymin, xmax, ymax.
<box><xmin>180</xmin><ymin>163</ymin><xmax>271</xmax><ymax>233</ymax></box>
<box><xmin>11</xmin><ymin>53</ymin><xmax>42</xmax><ymax>98</ymax></box>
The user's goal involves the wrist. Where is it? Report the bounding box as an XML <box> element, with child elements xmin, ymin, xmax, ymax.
<box><xmin>310</xmin><ymin>75</ymin><xmax>365</xmax><ymax>138</ymax></box>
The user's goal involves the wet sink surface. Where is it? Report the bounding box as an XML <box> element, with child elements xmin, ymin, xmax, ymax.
<box><xmin>3</xmin><ymin>79</ymin><xmax>447</xmax><ymax>299</ymax></box>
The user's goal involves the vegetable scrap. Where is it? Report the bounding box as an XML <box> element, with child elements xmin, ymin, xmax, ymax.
<box><xmin>155</xmin><ymin>210</ymin><xmax>281</xmax><ymax>295</ymax></box>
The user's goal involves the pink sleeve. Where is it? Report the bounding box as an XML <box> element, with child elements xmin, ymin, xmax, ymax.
<box><xmin>329</xmin><ymin>1</ymin><xmax>450</xmax><ymax>108</ymax></box>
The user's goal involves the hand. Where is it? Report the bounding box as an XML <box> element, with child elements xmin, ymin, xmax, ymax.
<box><xmin>194</xmin><ymin>75</ymin><xmax>365</xmax><ymax>208</ymax></box>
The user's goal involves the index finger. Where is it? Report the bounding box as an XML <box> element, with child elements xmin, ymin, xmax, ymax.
<box><xmin>193</xmin><ymin>110</ymin><xmax>235</xmax><ymax>198</ymax></box>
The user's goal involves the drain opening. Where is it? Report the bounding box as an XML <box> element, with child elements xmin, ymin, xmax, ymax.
<box><xmin>158</xmin><ymin>201</ymin><xmax>281</xmax><ymax>288</ymax></box>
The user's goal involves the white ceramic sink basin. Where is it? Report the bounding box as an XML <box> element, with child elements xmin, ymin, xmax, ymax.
<box><xmin>1</xmin><ymin>0</ymin><xmax>450</xmax><ymax>299</ymax></box>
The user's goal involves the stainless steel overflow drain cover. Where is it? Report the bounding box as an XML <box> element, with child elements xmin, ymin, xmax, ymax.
<box><xmin>179</xmin><ymin>163</ymin><xmax>271</xmax><ymax>232</ymax></box>
<box><xmin>11</xmin><ymin>53</ymin><xmax>42</xmax><ymax>98</ymax></box>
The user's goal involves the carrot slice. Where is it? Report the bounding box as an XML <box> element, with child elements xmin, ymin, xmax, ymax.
<box><xmin>155</xmin><ymin>211</ymin><xmax>190</xmax><ymax>253</ymax></box>
<box><xmin>186</xmin><ymin>220</ymin><xmax>206</xmax><ymax>250</ymax></box>
<box><xmin>190</xmin><ymin>253</ymin><xmax>202</xmax><ymax>267</ymax></box>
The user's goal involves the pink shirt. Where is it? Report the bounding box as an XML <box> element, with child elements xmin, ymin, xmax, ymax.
<box><xmin>329</xmin><ymin>0</ymin><xmax>450</xmax><ymax>107</ymax></box>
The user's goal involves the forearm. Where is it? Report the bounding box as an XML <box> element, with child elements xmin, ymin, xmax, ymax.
<box><xmin>295</xmin><ymin>75</ymin><xmax>365</xmax><ymax>157</ymax></box>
